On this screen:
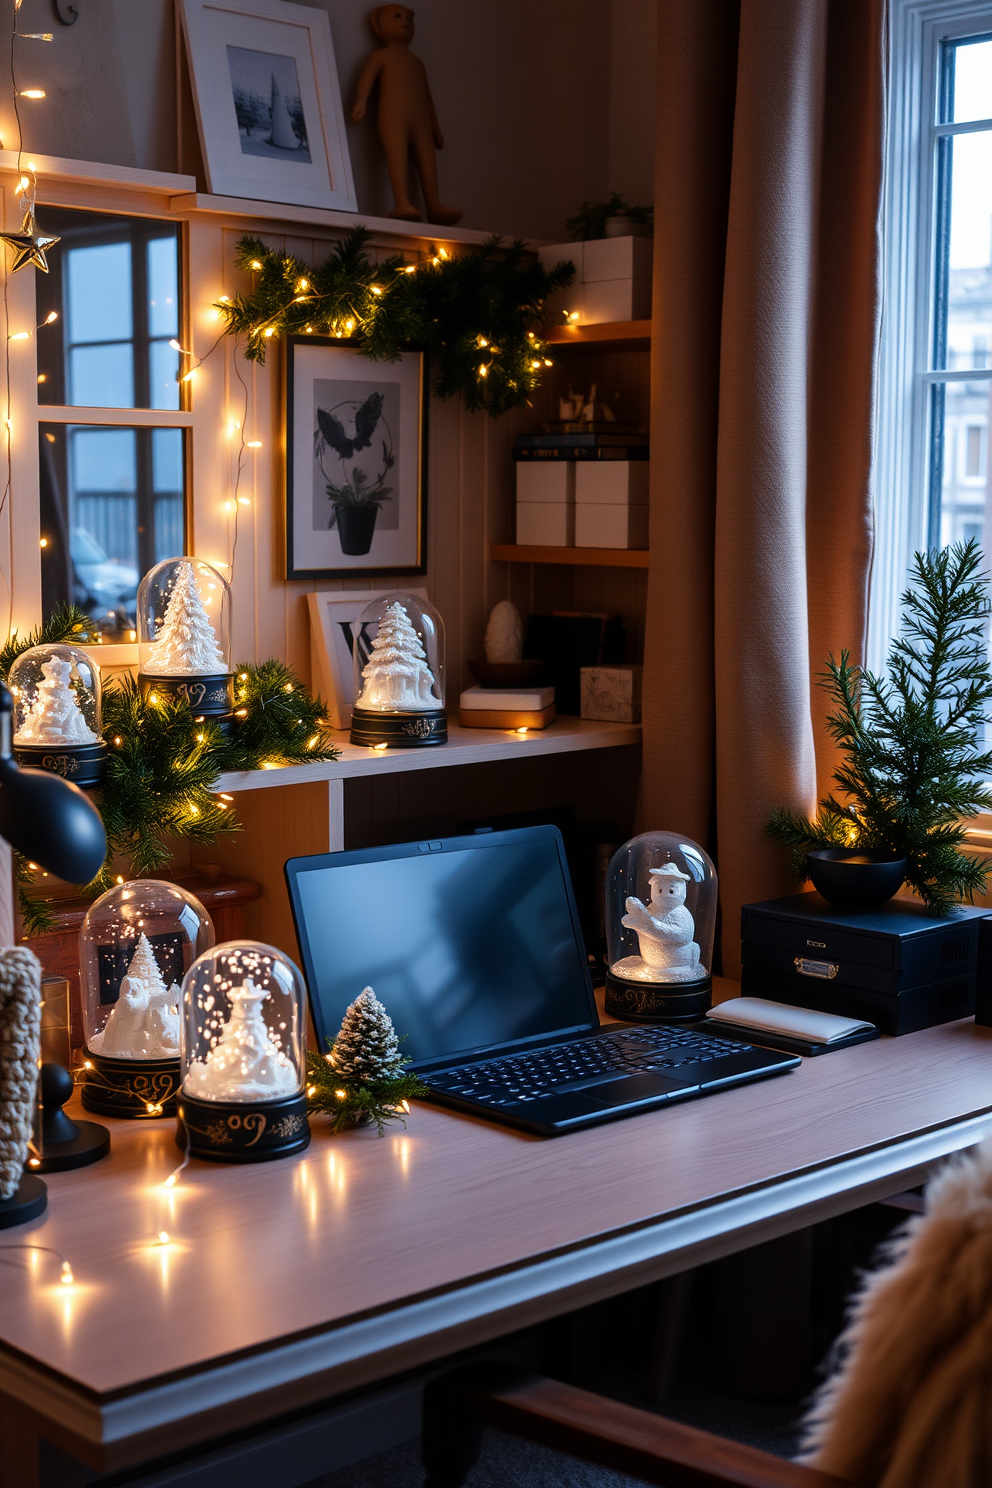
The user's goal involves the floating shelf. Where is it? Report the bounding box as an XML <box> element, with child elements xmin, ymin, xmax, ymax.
<box><xmin>543</xmin><ymin>320</ymin><xmax>651</xmax><ymax>351</ymax></box>
<box><xmin>491</xmin><ymin>544</ymin><xmax>649</xmax><ymax>569</ymax></box>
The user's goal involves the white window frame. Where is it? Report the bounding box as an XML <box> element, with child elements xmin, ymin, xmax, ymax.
<box><xmin>869</xmin><ymin>0</ymin><xmax>992</xmax><ymax>671</ymax></box>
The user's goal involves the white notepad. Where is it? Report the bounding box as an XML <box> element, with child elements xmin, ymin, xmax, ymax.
<box><xmin>706</xmin><ymin>997</ymin><xmax>875</xmax><ymax>1045</ymax></box>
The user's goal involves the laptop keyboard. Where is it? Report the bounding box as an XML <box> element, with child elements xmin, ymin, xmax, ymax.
<box><xmin>425</xmin><ymin>1026</ymin><xmax>752</xmax><ymax>1107</ymax></box>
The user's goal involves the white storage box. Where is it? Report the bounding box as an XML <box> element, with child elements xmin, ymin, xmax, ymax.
<box><xmin>516</xmin><ymin>462</ymin><xmax>575</xmax><ymax>503</ymax></box>
<box><xmin>575</xmin><ymin>461</ymin><xmax>649</xmax><ymax>506</ymax></box>
<box><xmin>539</xmin><ymin>237</ymin><xmax>652</xmax><ymax>325</ymax></box>
<box><xmin>580</xmin><ymin>665</ymin><xmax>643</xmax><ymax>723</ymax></box>
<box><xmin>575</xmin><ymin>503</ymin><xmax>648</xmax><ymax>549</ymax></box>
<box><xmin>517</xmin><ymin>503</ymin><xmax>575</xmax><ymax>546</ymax></box>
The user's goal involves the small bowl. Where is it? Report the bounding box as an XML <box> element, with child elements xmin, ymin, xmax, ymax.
<box><xmin>468</xmin><ymin>659</ymin><xmax>549</xmax><ymax>688</ymax></box>
<box><xmin>806</xmin><ymin>849</ymin><xmax>907</xmax><ymax>910</ymax></box>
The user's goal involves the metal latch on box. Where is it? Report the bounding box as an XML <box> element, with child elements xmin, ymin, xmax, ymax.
<box><xmin>794</xmin><ymin>957</ymin><xmax>839</xmax><ymax>980</ymax></box>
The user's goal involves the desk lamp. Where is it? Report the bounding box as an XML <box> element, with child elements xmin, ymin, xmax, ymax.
<box><xmin>0</xmin><ymin>684</ymin><xmax>107</xmax><ymax>1227</ymax></box>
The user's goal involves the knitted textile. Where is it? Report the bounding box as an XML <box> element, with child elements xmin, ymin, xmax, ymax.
<box><xmin>0</xmin><ymin>947</ymin><xmax>41</xmax><ymax>1201</ymax></box>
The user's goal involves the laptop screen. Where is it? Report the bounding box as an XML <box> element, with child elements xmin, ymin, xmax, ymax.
<box><xmin>286</xmin><ymin>828</ymin><xmax>596</xmax><ymax>1066</ymax></box>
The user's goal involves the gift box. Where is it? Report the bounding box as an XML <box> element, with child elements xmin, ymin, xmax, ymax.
<box><xmin>580</xmin><ymin>665</ymin><xmax>642</xmax><ymax>723</ymax></box>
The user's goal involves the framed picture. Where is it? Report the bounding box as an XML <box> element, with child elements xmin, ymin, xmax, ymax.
<box><xmin>287</xmin><ymin>339</ymin><xmax>428</xmax><ymax>580</ymax></box>
<box><xmin>308</xmin><ymin>587</ymin><xmax>429</xmax><ymax>729</ymax></box>
<box><xmin>178</xmin><ymin>0</ymin><xmax>356</xmax><ymax>212</ymax></box>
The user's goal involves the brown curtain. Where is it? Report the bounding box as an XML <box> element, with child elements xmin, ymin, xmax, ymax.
<box><xmin>642</xmin><ymin>0</ymin><xmax>885</xmax><ymax>977</ymax></box>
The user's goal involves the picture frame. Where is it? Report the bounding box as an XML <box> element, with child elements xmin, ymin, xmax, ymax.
<box><xmin>177</xmin><ymin>0</ymin><xmax>356</xmax><ymax>212</ymax></box>
<box><xmin>308</xmin><ymin>587</ymin><xmax>429</xmax><ymax>730</ymax></box>
<box><xmin>287</xmin><ymin>338</ymin><xmax>428</xmax><ymax>580</ymax></box>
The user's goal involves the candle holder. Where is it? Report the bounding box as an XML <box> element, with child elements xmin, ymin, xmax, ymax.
<box><xmin>79</xmin><ymin>880</ymin><xmax>214</xmax><ymax>1118</ymax></box>
<box><xmin>137</xmin><ymin>558</ymin><xmax>234</xmax><ymax>724</ymax></box>
<box><xmin>9</xmin><ymin>643</ymin><xmax>106</xmax><ymax>787</ymax></box>
<box><xmin>177</xmin><ymin>941</ymin><xmax>310</xmax><ymax>1162</ymax></box>
<box><xmin>349</xmin><ymin>592</ymin><xmax>447</xmax><ymax>748</ymax></box>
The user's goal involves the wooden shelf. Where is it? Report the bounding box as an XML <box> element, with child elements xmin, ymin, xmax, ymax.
<box><xmin>491</xmin><ymin>543</ymin><xmax>649</xmax><ymax>568</ymax></box>
<box><xmin>543</xmin><ymin>320</ymin><xmax>651</xmax><ymax>350</ymax></box>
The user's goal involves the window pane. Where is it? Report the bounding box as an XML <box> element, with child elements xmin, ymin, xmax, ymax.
<box><xmin>67</xmin><ymin>242</ymin><xmax>132</xmax><ymax>343</ymax></box>
<box><xmin>71</xmin><ymin>428</ymin><xmax>136</xmax><ymax>492</ymax></box>
<box><xmin>69</xmin><ymin>343</ymin><xmax>134</xmax><ymax>408</ymax></box>
<box><xmin>930</xmin><ymin>379</ymin><xmax>992</xmax><ymax>548</ymax></box>
<box><xmin>933</xmin><ymin>130</ymin><xmax>992</xmax><ymax>370</ymax></box>
<box><xmin>147</xmin><ymin>237</ymin><xmax>179</xmax><ymax>337</ymax></box>
<box><xmin>148</xmin><ymin>338</ymin><xmax>180</xmax><ymax>411</ymax></box>
<box><xmin>950</xmin><ymin>36</ymin><xmax>992</xmax><ymax>123</ymax></box>
<box><xmin>152</xmin><ymin>427</ymin><xmax>183</xmax><ymax>491</ymax></box>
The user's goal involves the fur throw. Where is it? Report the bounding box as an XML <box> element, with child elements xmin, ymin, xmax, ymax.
<box><xmin>803</xmin><ymin>1136</ymin><xmax>992</xmax><ymax>1487</ymax></box>
<box><xmin>0</xmin><ymin>947</ymin><xmax>41</xmax><ymax>1201</ymax></box>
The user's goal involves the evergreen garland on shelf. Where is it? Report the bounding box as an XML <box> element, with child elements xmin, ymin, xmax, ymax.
<box><xmin>0</xmin><ymin>612</ymin><xmax>339</xmax><ymax>933</ymax></box>
<box><xmin>219</xmin><ymin>227</ymin><xmax>575</xmax><ymax>417</ymax></box>
<box><xmin>767</xmin><ymin>541</ymin><xmax>992</xmax><ymax>915</ymax></box>
<box><xmin>306</xmin><ymin>986</ymin><xmax>426</xmax><ymax>1135</ymax></box>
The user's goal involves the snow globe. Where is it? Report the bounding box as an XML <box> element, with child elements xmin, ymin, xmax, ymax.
<box><xmin>9</xmin><ymin>643</ymin><xmax>106</xmax><ymax>787</ymax></box>
<box><xmin>604</xmin><ymin>831</ymin><xmax>717</xmax><ymax>1023</ymax></box>
<box><xmin>177</xmin><ymin>941</ymin><xmax>310</xmax><ymax>1161</ymax></box>
<box><xmin>349</xmin><ymin>592</ymin><xmax>447</xmax><ymax>748</ymax></box>
<box><xmin>79</xmin><ymin>880</ymin><xmax>215</xmax><ymax>1118</ymax></box>
<box><xmin>136</xmin><ymin>557</ymin><xmax>233</xmax><ymax>723</ymax></box>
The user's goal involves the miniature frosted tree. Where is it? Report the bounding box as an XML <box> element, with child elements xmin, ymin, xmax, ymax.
<box><xmin>355</xmin><ymin>601</ymin><xmax>441</xmax><ymax>711</ymax></box>
<box><xmin>15</xmin><ymin>656</ymin><xmax>98</xmax><ymax>745</ymax></box>
<box><xmin>330</xmin><ymin>987</ymin><xmax>405</xmax><ymax>1082</ymax></box>
<box><xmin>144</xmin><ymin>560</ymin><xmax>226</xmax><ymax>676</ymax></box>
<box><xmin>90</xmin><ymin>932</ymin><xmax>180</xmax><ymax>1059</ymax></box>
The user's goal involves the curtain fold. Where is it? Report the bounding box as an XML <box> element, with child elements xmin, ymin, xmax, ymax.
<box><xmin>642</xmin><ymin>0</ymin><xmax>885</xmax><ymax>977</ymax></box>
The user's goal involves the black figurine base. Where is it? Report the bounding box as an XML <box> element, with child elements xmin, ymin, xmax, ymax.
<box><xmin>80</xmin><ymin>1051</ymin><xmax>180</xmax><ymax>1119</ymax></box>
<box><xmin>176</xmin><ymin>1090</ymin><xmax>310</xmax><ymax>1163</ymax></box>
<box><xmin>138</xmin><ymin>671</ymin><xmax>234</xmax><ymax>723</ymax></box>
<box><xmin>604</xmin><ymin>971</ymin><xmax>712</xmax><ymax>1023</ymax></box>
<box><xmin>0</xmin><ymin>1174</ymin><xmax>46</xmax><ymax>1229</ymax></box>
<box><xmin>13</xmin><ymin>739</ymin><xmax>107</xmax><ymax>788</ymax></box>
<box><xmin>350</xmin><ymin>706</ymin><xmax>447</xmax><ymax>748</ymax></box>
<box><xmin>37</xmin><ymin>1063</ymin><xmax>110</xmax><ymax>1172</ymax></box>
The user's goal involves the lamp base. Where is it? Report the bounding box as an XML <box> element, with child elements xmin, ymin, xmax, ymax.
<box><xmin>80</xmin><ymin>1051</ymin><xmax>180</xmax><ymax>1118</ymax></box>
<box><xmin>177</xmin><ymin>1090</ymin><xmax>310</xmax><ymax>1163</ymax></box>
<box><xmin>350</xmin><ymin>707</ymin><xmax>447</xmax><ymax>748</ymax></box>
<box><xmin>604</xmin><ymin>971</ymin><xmax>712</xmax><ymax>1023</ymax></box>
<box><xmin>0</xmin><ymin>1174</ymin><xmax>46</xmax><ymax>1229</ymax></box>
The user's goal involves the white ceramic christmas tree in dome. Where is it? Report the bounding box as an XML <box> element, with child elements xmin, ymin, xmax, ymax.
<box><xmin>356</xmin><ymin>601</ymin><xmax>441</xmax><ymax>711</ymax></box>
<box><xmin>144</xmin><ymin>560</ymin><xmax>226</xmax><ymax>676</ymax></box>
<box><xmin>88</xmin><ymin>933</ymin><xmax>180</xmax><ymax>1060</ymax></box>
<box><xmin>15</xmin><ymin>655</ymin><xmax>98</xmax><ymax>746</ymax></box>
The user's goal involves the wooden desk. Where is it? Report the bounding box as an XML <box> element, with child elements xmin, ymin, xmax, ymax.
<box><xmin>3</xmin><ymin>1016</ymin><xmax>992</xmax><ymax>1485</ymax></box>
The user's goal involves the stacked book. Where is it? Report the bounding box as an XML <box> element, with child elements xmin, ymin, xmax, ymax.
<box><xmin>514</xmin><ymin>429</ymin><xmax>649</xmax><ymax>550</ymax></box>
<box><xmin>459</xmin><ymin>685</ymin><xmax>556</xmax><ymax>730</ymax></box>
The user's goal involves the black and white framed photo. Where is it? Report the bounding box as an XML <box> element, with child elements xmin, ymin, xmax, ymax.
<box><xmin>178</xmin><ymin>0</ymin><xmax>356</xmax><ymax>211</ymax></box>
<box><xmin>287</xmin><ymin>339</ymin><xmax>428</xmax><ymax>580</ymax></box>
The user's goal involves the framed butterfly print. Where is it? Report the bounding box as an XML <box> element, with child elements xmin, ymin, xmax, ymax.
<box><xmin>285</xmin><ymin>338</ymin><xmax>428</xmax><ymax>578</ymax></box>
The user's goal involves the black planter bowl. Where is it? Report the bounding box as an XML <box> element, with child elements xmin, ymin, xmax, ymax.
<box><xmin>806</xmin><ymin>849</ymin><xmax>908</xmax><ymax>910</ymax></box>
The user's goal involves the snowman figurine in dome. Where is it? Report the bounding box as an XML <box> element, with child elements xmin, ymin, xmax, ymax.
<box><xmin>619</xmin><ymin>864</ymin><xmax>703</xmax><ymax>984</ymax></box>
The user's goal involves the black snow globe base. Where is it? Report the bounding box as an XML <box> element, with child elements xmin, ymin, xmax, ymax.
<box><xmin>12</xmin><ymin>739</ymin><xmax>107</xmax><ymax>788</ymax></box>
<box><xmin>604</xmin><ymin>972</ymin><xmax>712</xmax><ymax>1024</ymax></box>
<box><xmin>138</xmin><ymin>672</ymin><xmax>234</xmax><ymax>721</ymax></box>
<box><xmin>350</xmin><ymin>706</ymin><xmax>448</xmax><ymax>748</ymax></box>
<box><xmin>176</xmin><ymin>1091</ymin><xmax>310</xmax><ymax>1163</ymax></box>
<box><xmin>80</xmin><ymin>1052</ymin><xmax>180</xmax><ymax>1119</ymax></box>
<box><xmin>0</xmin><ymin>1174</ymin><xmax>46</xmax><ymax>1229</ymax></box>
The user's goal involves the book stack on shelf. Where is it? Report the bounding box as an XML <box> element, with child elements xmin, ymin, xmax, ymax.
<box><xmin>514</xmin><ymin>426</ymin><xmax>649</xmax><ymax>551</ymax></box>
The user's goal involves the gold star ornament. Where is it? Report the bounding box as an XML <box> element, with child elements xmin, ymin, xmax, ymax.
<box><xmin>0</xmin><ymin>208</ymin><xmax>60</xmax><ymax>273</ymax></box>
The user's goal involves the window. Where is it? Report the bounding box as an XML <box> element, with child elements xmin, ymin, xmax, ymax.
<box><xmin>34</xmin><ymin>207</ymin><xmax>188</xmax><ymax>640</ymax></box>
<box><xmin>870</xmin><ymin>4</ymin><xmax>992</xmax><ymax>669</ymax></box>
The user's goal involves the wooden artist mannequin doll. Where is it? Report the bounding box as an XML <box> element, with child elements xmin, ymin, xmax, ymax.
<box><xmin>352</xmin><ymin>5</ymin><xmax>462</xmax><ymax>226</ymax></box>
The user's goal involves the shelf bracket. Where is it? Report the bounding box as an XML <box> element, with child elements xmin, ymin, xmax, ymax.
<box><xmin>53</xmin><ymin>0</ymin><xmax>79</xmax><ymax>24</ymax></box>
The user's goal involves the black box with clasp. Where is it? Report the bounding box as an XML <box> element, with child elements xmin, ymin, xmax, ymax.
<box><xmin>741</xmin><ymin>892</ymin><xmax>988</xmax><ymax>1035</ymax></box>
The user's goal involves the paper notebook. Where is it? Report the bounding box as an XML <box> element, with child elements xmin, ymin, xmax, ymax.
<box><xmin>706</xmin><ymin>997</ymin><xmax>875</xmax><ymax>1045</ymax></box>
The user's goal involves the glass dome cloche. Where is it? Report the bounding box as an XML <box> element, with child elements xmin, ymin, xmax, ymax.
<box><xmin>177</xmin><ymin>941</ymin><xmax>310</xmax><ymax>1162</ymax></box>
<box><xmin>9</xmin><ymin>642</ymin><xmax>106</xmax><ymax>787</ymax></box>
<box><xmin>349</xmin><ymin>591</ymin><xmax>447</xmax><ymax>748</ymax></box>
<box><xmin>604</xmin><ymin>831</ymin><xmax>717</xmax><ymax>1023</ymax></box>
<box><xmin>80</xmin><ymin>880</ymin><xmax>215</xmax><ymax>1118</ymax></box>
<box><xmin>136</xmin><ymin>557</ymin><xmax>233</xmax><ymax>721</ymax></box>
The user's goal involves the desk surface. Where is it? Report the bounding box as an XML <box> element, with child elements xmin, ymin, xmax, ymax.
<box><xmin>4</xmin><ymin>1008</ymin><xmax>992</xmax><ymax>1469</ymax></box>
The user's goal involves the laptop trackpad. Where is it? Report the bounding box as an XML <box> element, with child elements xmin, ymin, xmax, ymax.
<box><xmin>584</xmin><ymin>1071</ymin><xmax>698</xmax><ymax>1107</ymax></box>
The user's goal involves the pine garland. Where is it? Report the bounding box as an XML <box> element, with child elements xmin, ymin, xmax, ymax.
<box><xmin>306</xmin><ymin>987</ymin><xmax>426</xmax><ymax>1135</ymax></box>
<box><xmin>768</xmin><ymin>541</ymin><xmax>992</xmax><ymax>915</ymax></box>
<box><xmin>219</xmin><ymin>228</ymin><xmax>575</xmax><ymax>418</ymax></box>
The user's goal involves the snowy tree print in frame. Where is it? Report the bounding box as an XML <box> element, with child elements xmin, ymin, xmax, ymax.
<box><xmin>177</xmin><ymin>0</ymin><xmax>355</xmax><ymax>212</ymax></box>
<box><xmin>286</xmin><ymin>339</ymin><xmax>428</xmax><ymax>579</ymax></box>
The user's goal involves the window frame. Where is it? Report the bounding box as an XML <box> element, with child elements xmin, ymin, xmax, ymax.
<box><xmin>869</xmin><ymin>0</ymin><xmax>992</xmax><ymax>671</ymax></box>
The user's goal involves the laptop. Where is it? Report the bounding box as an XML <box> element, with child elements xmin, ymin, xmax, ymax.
<box><xmin>285</xmin><ymin>825</ymin><xmax>800</xmax><ymax>1136</ymax></box>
